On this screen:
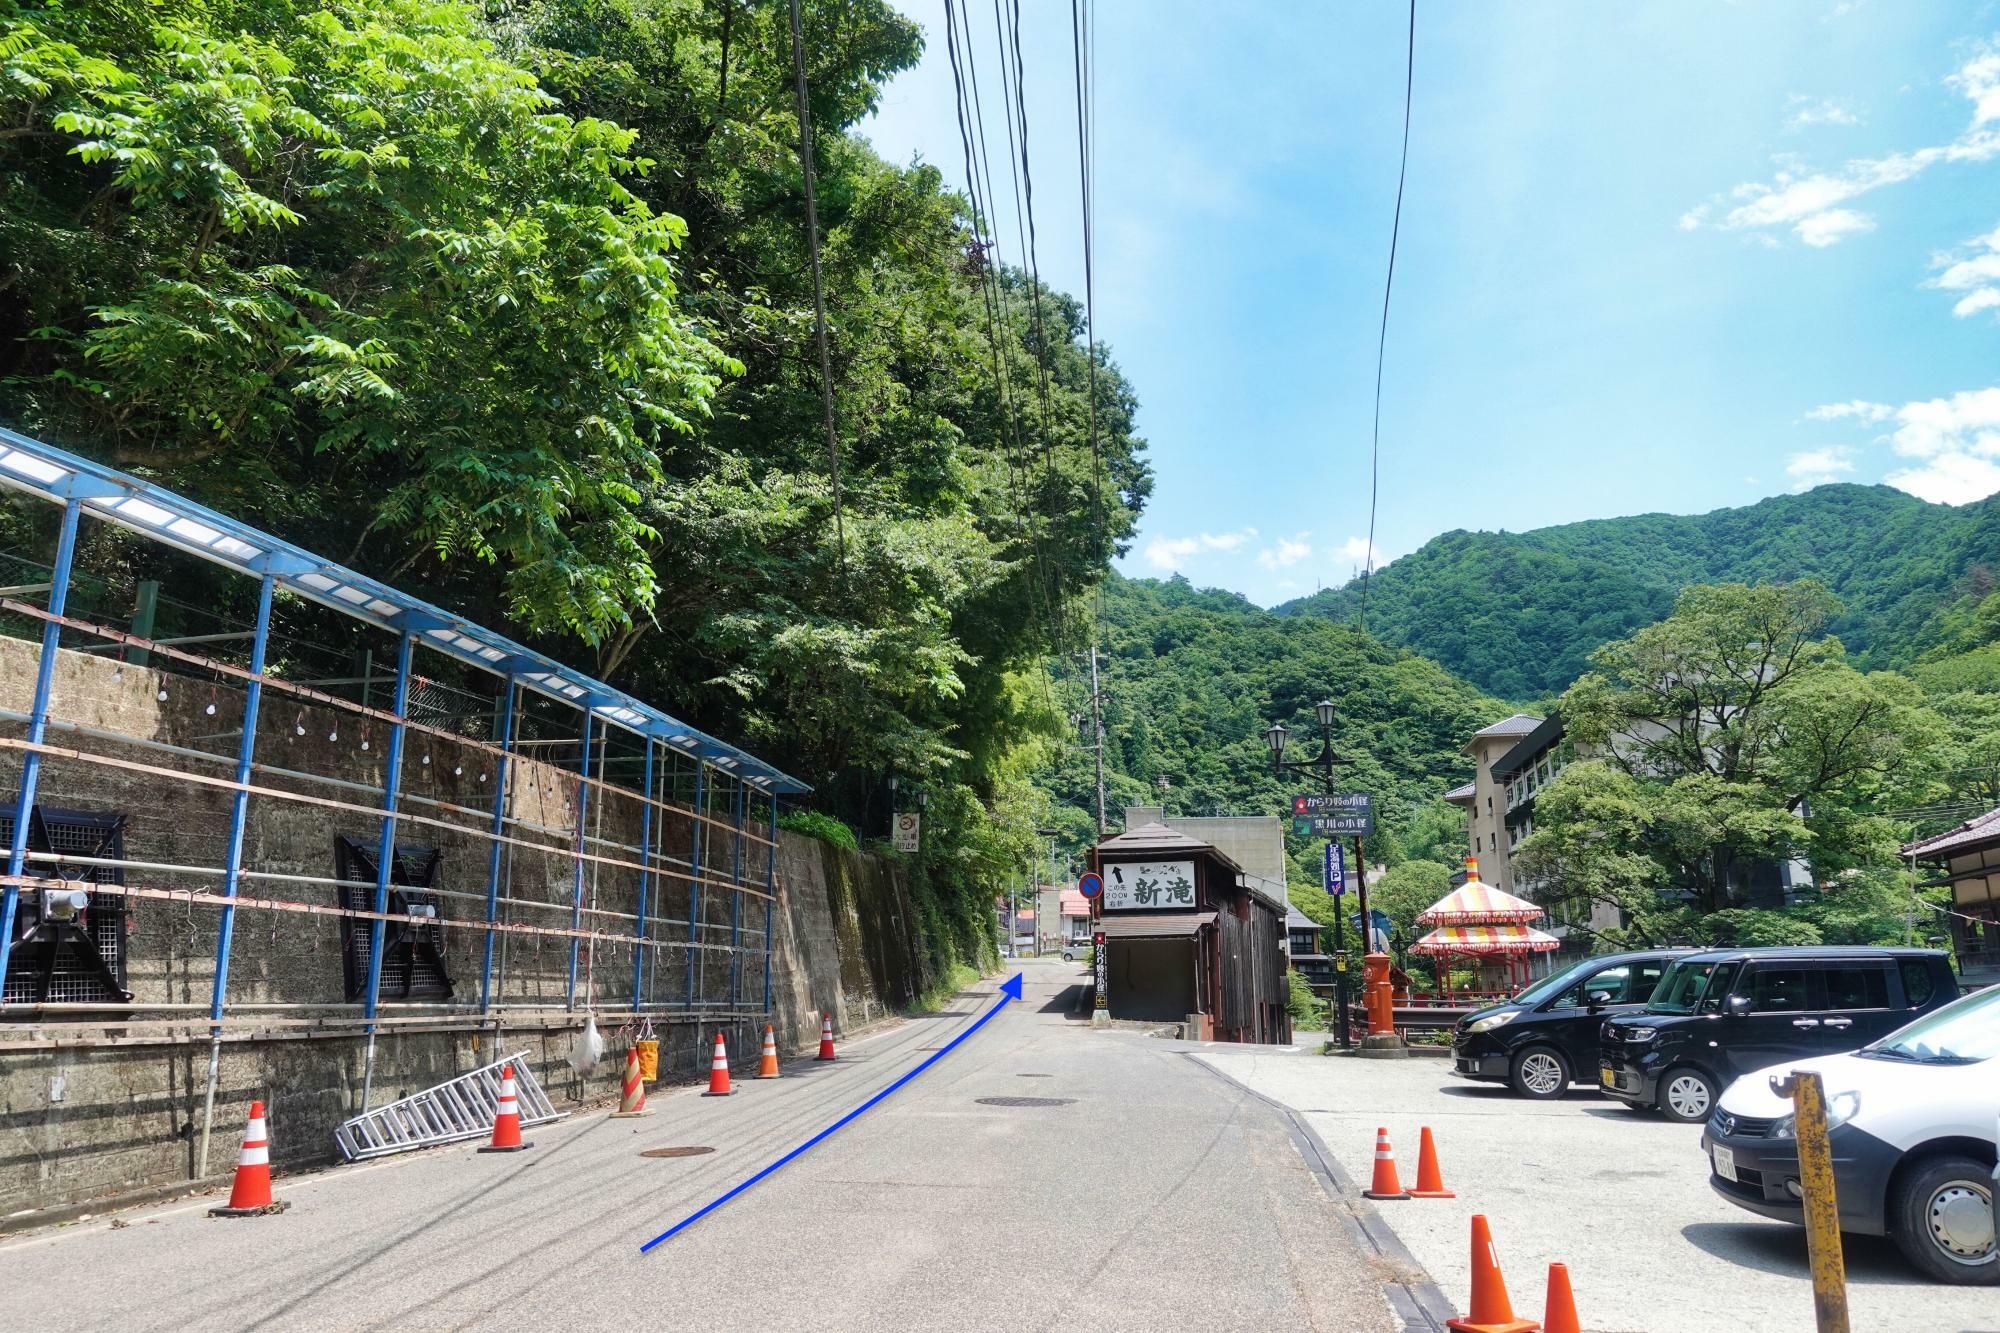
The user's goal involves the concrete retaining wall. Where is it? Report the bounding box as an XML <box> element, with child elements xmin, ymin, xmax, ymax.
<box><xmin>0</xmin><ymin>636</ymin><xmax>931</xmax><ymax>1217</ymax></box>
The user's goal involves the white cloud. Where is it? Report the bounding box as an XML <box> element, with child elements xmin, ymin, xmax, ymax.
<box><xmin>1807</xmin><ymin>385</ymin><xmax>2000</xmax><ymax>505</ymax></box>
<box><xmin>1141</xmin><ymin>528</ymin><xmax>1257</xmax><ymax>572</ymax></box>
<box><xmin>1786</xmin><ymin>95</ymin><xmax>1861</xmax><ymax>131</ymax></box>
<box><xmin>1886</xmin><ymin>452</ymin><xmax>2000</xmax><ymax>504</ymax></box>
<box><xmin>1785</xmin><ymin>446</ymin><xmax>1856</xmax><ymax>489</ymax></box>
<box><xmin>1796</xmin><ymin>208</ymin><xmax>1876</xmax><ymax>247</ymax></box>
<box><xmin>1683</xmin><ymin>44</ymin><xmax>2000</xmax><ymax>246</ymax></box>
<box><xmin>1930</xmin><ymin>221</ymin><xmax>2000</xmax><ymax>319</ymax></box>
<box><xmin>1804</xmin><ymin>399</ymin><xmax>1894</xmax><ymax>423</ymax></box>
<box><xmin>1255</xmin><ymin>533</ymin><xmax>1313</xmax><ymax>570</ymax></box>
<box><xmin>1334</xmin><ymin>535</ymin><xmax>1382</xmax><ymax>569</ymax></box>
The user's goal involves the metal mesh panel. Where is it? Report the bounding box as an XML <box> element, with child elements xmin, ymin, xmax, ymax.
<box><xmin>334</xmin><ymin>837</ymin><xmax>453</xmax><ymax>1001</ymax></box>
<box><xmin>0</xmin><ymin>804</ymin><xmax>128</xmax><ymax>1004</ymax></box>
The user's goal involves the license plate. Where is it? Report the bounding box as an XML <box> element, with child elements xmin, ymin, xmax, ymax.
<box><xmin>1600</xmin><ymin>1068</ymin><xmax>1616</xmax><ymax>1088</ymax></box>
<box><xmin>1712</xmin><ymin>1144</ymin><xmax>1736</xmax><ymax>1182</ymax></box>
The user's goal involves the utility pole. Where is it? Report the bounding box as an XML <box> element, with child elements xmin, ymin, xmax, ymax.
<box><xmin>1086</xmin><ymin>646</ymin><xmax>1107</xmax><ymax>837</ymax></box>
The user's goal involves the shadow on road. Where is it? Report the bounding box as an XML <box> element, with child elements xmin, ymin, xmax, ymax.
<box><xmin>1680</xmin><ymin>1222</ymin><xmax>1919</xmax><ymax>1284</ymax></box>
<box><xmin>1039</xmin><ymin>983</ymin><xmax>1084</xmax><ymax>1014</ymax></box>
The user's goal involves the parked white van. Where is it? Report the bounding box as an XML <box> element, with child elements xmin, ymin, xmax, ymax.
<box><xmin>1701</xmin><ymin>982</ymin><xmax>1998</xmax><ymax>1283</ymax></box>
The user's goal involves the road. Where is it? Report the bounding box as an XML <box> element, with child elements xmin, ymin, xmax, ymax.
<box><xmin>1201</xmin><ymin>1043</ymin><xmax>1999</xmax><ymax>1333</ymax></box>
<box><xmin>0</xmin><ymin>961</ymin><xmax>1401</xmax><ymax>1332</ymax></box>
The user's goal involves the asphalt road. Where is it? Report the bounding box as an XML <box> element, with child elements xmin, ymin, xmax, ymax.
<box><xmin>1200</xmin><ymin>1043</ymin><xmax>1999</xmax><ymax>1333</ymax></box>
<box><xmin>0</xmin><ymin>961</ymin><xmax>1397</xmax><ymax>1332</ymax></box>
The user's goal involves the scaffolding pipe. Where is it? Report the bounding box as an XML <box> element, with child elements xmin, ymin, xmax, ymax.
<box><xmin>359</xmin><ymin>629</ymin><xmax>415</xmax><ymax>1112</ymax></box>
<box><xmin>478</xmin><ymin>678</ymin><xmax>517</xmax><ymax>1013</ymax></box>
<box><xmin>633</xmin><ymin>736</ymin><xmax>655</xmax><ymax>1006</ymax></box>
<box><xmin>764</xmin><ymin>791</ymin><xmax>778</xmax><ymax>1014</ymax></box>
<box><xmin>565</xmin><ymin>710</ymin><xmax>594</xmax><ymax>1011</ymax></box>
<box><xmin>195</xmin><ymin>571</ymin><xmax>275</xmax><ymax>1179</ymax></box>
<box><xmin>0</xmin><ymin>497</ymin><xmax>80</xmax><ymax>998</ymax></box>
<box><xmin>687</xmin><ymin>764</ymin><xmax>703</xmax><ymax>1011</ymax></box>
<box><xmin>730</xmin><ymin>781</ymin><xmax>743</xmax><ymax>1007</ymax></box>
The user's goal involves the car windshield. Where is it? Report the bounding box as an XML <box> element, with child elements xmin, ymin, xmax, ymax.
<box><xmin>1862</xmin><ymin>984</ymin><xmax>2000</xmax><ymax>1064</ymax></box>
<box><xmin>1647</xmin><ymin>959</ymin><xmax>1721</xmax><ymax>1014</ymax></box>
<box><xmin>1507</xmin><ymin>957</ymin><xmax>1600</xmax><ymax>1007</ymax></box>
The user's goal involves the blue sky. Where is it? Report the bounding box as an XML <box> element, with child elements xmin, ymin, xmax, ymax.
<box><xmin>859</xmin><ymin>2</ymin><xmax>2000</xmax><ymax>605</ymax></box>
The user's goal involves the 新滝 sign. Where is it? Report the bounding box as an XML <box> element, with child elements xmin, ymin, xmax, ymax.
<box><xmin>1102</xmin><ymin>860</ymin><xmax>1196</xmax><ymax>911</ymax></box>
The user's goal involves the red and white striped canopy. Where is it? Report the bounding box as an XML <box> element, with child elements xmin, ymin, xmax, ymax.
<box><xmin>1411</xmin><ymin>924</ymin><xmax>1560</xmax><ymax>956</ymax></box>
<box><xmin>1417</xmin><ymin>880</ymin><xmax>1544</xmax><ymax>926</ymax></box>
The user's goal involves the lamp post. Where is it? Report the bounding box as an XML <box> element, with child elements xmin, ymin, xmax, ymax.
<box><xmin>1264</xmin><ymin>700</ymin><xmax>1363</xmax><ymax>1048</ymax></box>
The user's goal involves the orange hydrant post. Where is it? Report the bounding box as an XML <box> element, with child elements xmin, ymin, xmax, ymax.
<box><xmin>1363</xmin><ymin>952</ymin><xmax>1396</xmax><ymax>1035</ymax></box>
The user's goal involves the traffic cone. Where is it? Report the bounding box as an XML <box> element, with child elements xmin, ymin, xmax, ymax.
<box><xmin>209</xmin><ymin>1100</ymin><xmax>288</xmax><ymax>1217</ymax></box>
<box><xmin>816</xmin><ymin>1014</ymin><xmax>836</xmax><ymax>1061</ymax></box>
<box><xmin>1446</xmin><ymin>1214</ymin><xmax>1540</xmax><ymax>1333</ymax></box>
<box><xmin>478</xmin><ymin>1062</ymin><xmax>533</xmax><ymax>1152</ymax></box>
<box><xmin>1409</xmin><ymin>1125</ymin><xmax>1456</xmax><ymax>1199</ymax></box>
<box><xmin>702</xmin><ymin>1031</ymin><xmax>735</xmax><ymax>1096</ymax></box>
<box><xmin>610</xmin><ymin>1046</ymin><xmax>651</xmax><ymax>1118</ymax></box>
<box><xmin>757</xmin><ymin>1024</ymin><xmax>780</xmax><ymax>1079</ymax></box>
<box><xmin>1541</xmin><ymin>1263</ymin><xmax>1580</xmax><ymax>1333</ymax></box>
<box><xmin>1362</xmin><ymin>1126</ymin><xmax>1411</xmax><ymax>1200</ymax></box>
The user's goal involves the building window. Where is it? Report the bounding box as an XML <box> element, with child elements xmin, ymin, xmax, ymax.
<box><xmin>334</xmin><ymin>836</ymin><xmax>454</xmax><ymax>1002</ymax></box>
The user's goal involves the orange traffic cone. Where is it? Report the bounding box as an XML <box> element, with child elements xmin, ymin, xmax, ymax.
<box><xmin>1446</xmin><ymin>1214</ymin><xmax>1540</xmax><ymax>1333</ymax></box>
<box><xmin>478</xmin><ymin>1062</ymin><xmax>533</xmax><ymax>1152</ymax></box>
<box><xmin>1541</xmin><ymin>1263</ymin><xmax>1580</xmax><ymax>1333</ymax></box>
<box><xmin>1409</xmin><ymin>1125</ymin><xmax>1456</xmax><ymax>1199</ymax></box>
<box><xmin>209</xmin><ymin>1100</ymin><xmax>288</xmax><ymax>1217</ymax></box>
<box><xmin>703</xmin><ymin>1031</ymin><xmax>735</xmax><ymax>1096</ymax></box>
<box><xmin>816</xmin><ymin>1014</ymin><xmax>837</xmax><ymax>1061</ymax></box>
<box><xmin>1362</xmin><ymin>1126</ymin><xmax>1411</xmax><ymax>1200</ymax></box>
<box><xmin>757</xmin><ymin>1024</ymin><xmax>780</xmax><ymax>1079</ymax></box>
<box><xmin>611</xmin><ymin>1046</ymin><xmax>651</xmax><ymax>1118</ymax></box>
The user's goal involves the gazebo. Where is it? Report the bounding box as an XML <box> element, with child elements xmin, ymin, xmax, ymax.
<box><xmin>1410</xmin><ymin>859</ymin><xmax>1558</xmax><ymax>1001</ymax></box>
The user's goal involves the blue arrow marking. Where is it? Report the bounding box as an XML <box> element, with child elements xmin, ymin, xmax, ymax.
<box><xmin>638</xmin><ymin>972</ymin><xmax>1025</xmax><ymax>1253</ymax></box>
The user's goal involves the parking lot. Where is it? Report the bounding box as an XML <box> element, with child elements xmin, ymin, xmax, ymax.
<box><xmin>1196</xmin><ymin>1045</ymin><xmax>1997</xmax><ymax>1333</ymax></box>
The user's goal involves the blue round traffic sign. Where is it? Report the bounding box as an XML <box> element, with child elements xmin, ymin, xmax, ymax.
<box><xmin>1077</xmin><ymin>871</ymin><xmax>1103</xmax><ymax>899</ymax></box>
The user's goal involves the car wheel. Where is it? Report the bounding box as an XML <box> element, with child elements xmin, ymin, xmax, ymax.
<box><xmin>1657</xmin><ymin>1066</ymin><xmax>1717</xmax><ymax>1123</ymax></box>
<box><xmin>1890</xmin><ymin>1155</ymin><xmax>1997</xmax><ymax>1284</ymax></box>
<box><xmin>1508</xmin><ymin>1046</ymin><xmax>1570</xmax><ymax>1100</ymax></box>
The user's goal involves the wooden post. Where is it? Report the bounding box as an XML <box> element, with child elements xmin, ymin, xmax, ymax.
<box><xmin>1773</xmin><ymin>1070</ymin><xmax>1851</xmax><ymax>1333</ymax></box>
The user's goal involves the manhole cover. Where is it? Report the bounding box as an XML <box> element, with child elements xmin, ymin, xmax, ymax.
<box><xmin>639</xmin><ymin>1146</ymin><xmax>715</xmax><ymax>1158</ymax></box>
<box><xmin>975</xmin><ymin>1096</ymin><xmax>1075</xmax><ymax>1108</ymax></box>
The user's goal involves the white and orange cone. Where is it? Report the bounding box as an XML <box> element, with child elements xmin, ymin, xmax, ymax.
<box><xmin>478</xmin><ymin>1062</ymin><xmax>533</xmax><ymax>1152</ymax></box>
<box><xmin>209</xmin><ymin>1100</ymin><xmax>287</xmax><ymax>1216</ymax></box>
<box><xmin>702</xmin><ymin>1031</ymin><xmax>735</xmax><ymax>1096</ymax></box>
<box><xmin>611</xmin><ymin>1046</ymin><xmax>651</xmax><ymax>1118</ymax></box>
<box><xmin>816</xmin><ymin>1014</ymin><xmax>837</xmax><ymax>1061</ymax></box>
<box><xmin>756</xmin><ymin>1024</ymin><xmax>780</xmax><ymax>1079</ymax></box>
<box><xmin>1362</xmin><ymin>1126</ymin><xmax>1411</xmax><ymax>1201</ymax></box>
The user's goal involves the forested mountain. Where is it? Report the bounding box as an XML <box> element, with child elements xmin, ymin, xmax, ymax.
<box><xmin>1035</xmin><ymin>573</ymin><xmax>1505</xmax><ymax>870</ymax></box>
<box><xmin>1280</xmin><ymin>485</ymin><xmax>2000</xmax><ymax>700</ymax></box>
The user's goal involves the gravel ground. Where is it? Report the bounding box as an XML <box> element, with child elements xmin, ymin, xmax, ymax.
<box><xmin>1195</xmin><ymin>1045</ymin><xmax>1998</xmax><ymax>1333</ymax></box>
<box><xmin>0</xmin><ymin>961</ymin><xmax>1396</xmax><ymax>1333</ymax></box>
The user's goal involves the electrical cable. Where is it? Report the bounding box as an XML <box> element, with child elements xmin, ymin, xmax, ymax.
<box><xmin>787</xmin><ymin>0</ymin><xmax>849</xmax><ymax>577</ymax></box>
<box><xmin>1358</xmin><ymin>0</ymin><xmax>1416</xmax><ymax>637</ymax></box>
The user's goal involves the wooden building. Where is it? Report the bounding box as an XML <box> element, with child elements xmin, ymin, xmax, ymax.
<box><xmin>1903</xmin><ymin>807</ymin><xmax>2000</xmax><ymax>988</ymax></box>
<box><xmin>1090</xmin><ymin>822</ymin><xmax>1291</xmax><ymax>1043</ymax></box>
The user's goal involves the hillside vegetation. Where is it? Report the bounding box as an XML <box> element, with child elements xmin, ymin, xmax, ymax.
<box><xmin>1281</xmin><ymin>485</ymin><xmax>2000</xmax><ymax>699</ymax></box>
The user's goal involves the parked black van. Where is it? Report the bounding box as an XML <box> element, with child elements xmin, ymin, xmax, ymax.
<box><xmin>1452</xmin><ymin>949</ymin><xmax>1694</xmax><ymax>1098</ymax></box>
<box><xmin>1598</xmin><ymin>946</ymin><xmax>1959</xmax><ymax>1122</ymax></box>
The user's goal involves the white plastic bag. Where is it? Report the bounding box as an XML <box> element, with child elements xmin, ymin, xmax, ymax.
<box><xmin>570</xmin><ymin>1012</ymin><xmax>605</xmax><ymax>1075</ymax></box>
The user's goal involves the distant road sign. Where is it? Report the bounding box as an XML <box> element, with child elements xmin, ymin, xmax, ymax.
<box><xmin>1077</xmin><ymin>871</ymin><xmax>1103</xmax><ymax>900</ymax></box>
<box><xmin>1293</xmin><ymin>812</ymin><xmax>1374</xmax><ymax>837</ymax></box>
<box><xmin>1292</xmin><ymin>792</ymin><xmax>1372</xmax><ymax>816</ymax></box>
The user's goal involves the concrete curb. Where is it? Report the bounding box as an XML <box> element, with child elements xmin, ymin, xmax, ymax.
<box><xmin>1186</xmin><ymin>1052</ymin><xmax>1458</xmax><ymax>1333</ymax></box>
<box><xmin>0</xmin><ymin>1171</ymin><xmax>234</xmax><ymax>1236</ymax></box>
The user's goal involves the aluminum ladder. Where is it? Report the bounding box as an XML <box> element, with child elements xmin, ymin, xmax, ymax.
<box><xmin>333</xmin><ymin>1050</ymin><xmax>565</xmax><ymax>1162</ymax></box>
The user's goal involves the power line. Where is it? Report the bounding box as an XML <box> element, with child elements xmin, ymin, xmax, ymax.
<box><xmin>1069</xmin><ymin>0</ymin><xmax>1102</xmax><ymax>584</ymax></box>
<box><xmin>787</xmin><ymin>0</ymin><xmax>848</xmax><ymax>576</ymax></box>
<box><xmin>1357</xmin><ymin>0</ymin><xmax>1416</xmax><ymax>637</ymax></box>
